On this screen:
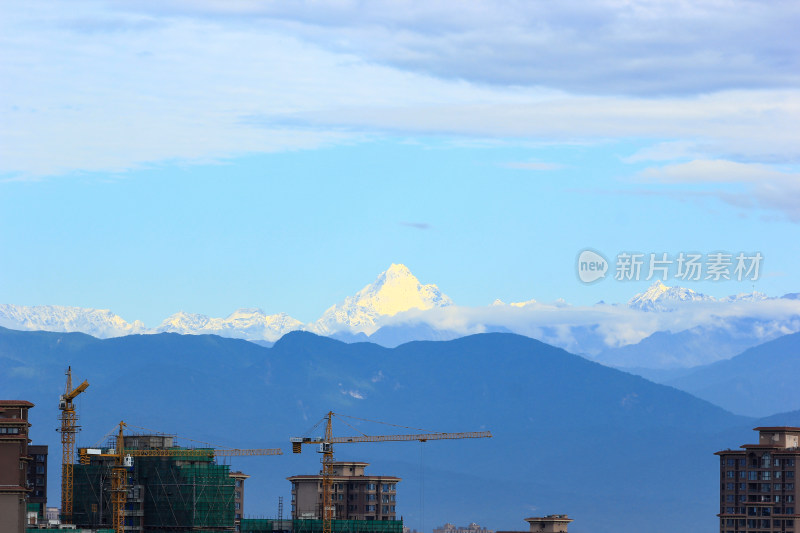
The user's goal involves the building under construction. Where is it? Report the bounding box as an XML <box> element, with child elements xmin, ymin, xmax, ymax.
<box><xmin>72</xmin><ymin>434</ymin><xmax>237</xmax><ymax>533</ymax></box>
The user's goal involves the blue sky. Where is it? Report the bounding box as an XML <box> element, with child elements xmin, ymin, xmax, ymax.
<box><xmin>1</xmin><ymin>0</ymin><xmax>799</xmax><ymax>326</ymax></box>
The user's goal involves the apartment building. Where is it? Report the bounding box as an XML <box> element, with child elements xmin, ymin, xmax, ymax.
<box><xmin>0</xmin><ymin>400</ymin><xmax>34</xmax><ymax>533</ymax></box>
<box><xmin>231</xmin><ymin>470</ymin><xmax>249</xmax><ymax>531</ymax></box>
<box><xmin>288</xmin><ymin>462</ymin><xmax>399</xmax><ymax>521</ymax></box>
<box><xmin>716</xmin><ymin>426</ymin><xmax>800</xmax><ymax>533</ymax></box>
<box><xmin>27</xmin><ymin>444</ymin><xmax>48</xmax><ymax>520</ymax></box>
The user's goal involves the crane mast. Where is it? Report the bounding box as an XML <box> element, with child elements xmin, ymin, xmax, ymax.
<box><xmin>57</xmin><ymin>367</ymin><xmax>89</xmax><ymax>524</ymax></box>
<box><xmin>322</xmin><ymin>412</ymin><xmax>334</xmax><ymax>533</ymax></box>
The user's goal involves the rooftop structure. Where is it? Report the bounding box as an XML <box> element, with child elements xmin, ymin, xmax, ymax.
<box><xmin>434</xmin><ymin>523</ymin><xmax>493</xmax><ymax>533</ymax></box>
<box><xmin>497</xmin><ymin>515</ymin><xmax>573</xmax><ymax>533</ymax></box>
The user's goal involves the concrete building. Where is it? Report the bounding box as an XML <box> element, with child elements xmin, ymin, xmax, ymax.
<box><xmin>73</xmin><ymin>433</ymin><xmax>240</xmax><ymax>532</ymax></box>
<box><xmin>497</xmin><ymin>515</ymin><xmax>573</xmax><ymax>533</ymax></box>
<box><xmin>434</xmin><ymin>523</ymin><xmax>493</xmax><ymax>533</ymax></box>
<box><xmin>231</xmin><ymin>470</ymin><xmax>249</xmax><ymax>531</ymax></box>
<box><xmin>0</xmin><ymin>400</ymin><xmax>34</xmax><ymax>533</ymax></box>
<box><xmin>27</xmin><ymin>444</ymin><xmax>48</xmax><ymax>520</ymax></box>
<box><xmin>288</xmin><ymin>462</ymin><xmax>399</xmax><ymax>521</ymax></box>
<box><xmin>716</xmin><ymin>426</ymin><xmax>800</xmax><ymax>533</ymax></box>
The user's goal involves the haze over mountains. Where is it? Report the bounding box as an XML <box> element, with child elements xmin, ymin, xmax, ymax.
<box><xmin>2</xmin><ymin>326</ymin><xmax>790</xmax><ymax>533</ymax></box>
<box><xmin>2</xmin><ymin>264</ymin><xmax>799</xmax><ymax>370</ymax></box>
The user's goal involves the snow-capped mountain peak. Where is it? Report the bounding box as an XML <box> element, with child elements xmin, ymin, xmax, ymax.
<box><xmin>157</xmin><ymin>308</ymin><xmax>303</xmax><ymax>341</ymax></box>
<box><xmin>313</xmin><ymin>263</ymin><xmax>453</xmax><ymax>334</ymax></box>
<box><xmin>628</xmin><ymin>281</ymin><xmax>714</xmax><ymax>311</ymax></box>
<box><xmin>0</xmin><ymin>304</ymin><xmax>147</xmax><ymax>337</ymax></box>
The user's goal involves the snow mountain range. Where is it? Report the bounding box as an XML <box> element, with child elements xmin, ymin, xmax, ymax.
<box><xmin>2</xmin><ymin>269</ymin><xmax>799</xmax><ymax>369</ymax></box>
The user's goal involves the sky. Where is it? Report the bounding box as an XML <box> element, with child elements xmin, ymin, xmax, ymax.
<box><xmin>1</xmin><ymin>0</ymin><xmax>799</xmax><ymax>327</ymax></box>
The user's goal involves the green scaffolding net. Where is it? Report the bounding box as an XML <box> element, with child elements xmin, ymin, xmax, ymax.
<box><xmin>72</xmin><ymin>452</ymin><xmax>236</xmax><ymax>532</ymax></box>
<box><xmin>241</xmin><ymin>519</ymin><xmax>274</xmax><ymax>533</ymax></box>
<box><xmin>292</xmin><ymin>520</ymin><xmax>403</xmax><ymax>533</ymax></box>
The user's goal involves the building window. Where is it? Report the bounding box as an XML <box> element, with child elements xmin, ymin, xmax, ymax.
<box><xmin>235</xmin><ymin>502</ymin><xmax>240</xmax><ymax>510</ymax></box>
<box><xmin>236</xmin><ymin>480</ymin><xmax>243</xmax><ymax>487</ymax></box>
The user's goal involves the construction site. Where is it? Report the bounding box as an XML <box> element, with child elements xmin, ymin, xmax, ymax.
<box><xmin>2</xmin><ymin>368</ymin><xmax>491</xmax><ymax>533</ymax></box>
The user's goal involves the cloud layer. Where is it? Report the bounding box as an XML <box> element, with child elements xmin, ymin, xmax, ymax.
<box><xmin>2</xmin><ymin>0</ymin><xmax>798</xmax><ymax>226</ymax></box>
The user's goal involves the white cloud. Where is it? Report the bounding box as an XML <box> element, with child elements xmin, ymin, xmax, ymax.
<box><xmin>106</xmin><ymin>0</ymin><xmax>800</xmax><ymax>95</ymax></box>
<box><xmin>341</xmin><ymin>389</ymin><xmax>365</xmax><ymax>400</ymax></box>
<box><xmin>2</xmin><ymin>0</ymin><xmax>798</xmax><ymax>177</ymax></box>
<box><xmin>638</xmin><ymin>160</ymin><xmax>800</xmax><ymax>221</ymax></box>
<box><xmin>372</xmin><ymin>298</ymin><xmax>800</xmax><ymax>354</ymax></box>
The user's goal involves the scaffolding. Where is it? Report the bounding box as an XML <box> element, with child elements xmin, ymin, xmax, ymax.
<box><xmin>292</xmin><ymin>520</ymin><xmax>403</xmax><ymax>533</ymax></box>
<box><xmin>73</xmin><ymin>448</ymin><xmax>236</xmax><ymax>532</ymax></box>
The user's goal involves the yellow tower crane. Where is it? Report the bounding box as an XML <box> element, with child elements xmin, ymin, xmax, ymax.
<box><xmin>290</xmin><ymin>411</ymin><xmax>492</xmax><ymax>533</ymax></box>
<box><xmin>57</xmin><ymin>366</ymin><xmax>89</xmax><ymax>524</ymax></box>
<box><xmin>79</xmin><ymin>421</ymin><xmax>283</xmax><ymax>533</ymax></box>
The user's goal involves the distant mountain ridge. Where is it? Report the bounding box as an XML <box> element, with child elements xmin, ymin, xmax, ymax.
<box><xmin>664</xmin><ymin>331</ymin><xmax>800</xmax><ymax>417</ymax></box>
<box><xmin>0</xmin><ymin>327</ymin><xmax>756</xmax><ymax>533</ymax></box>
<box><xmin>2</xmin><ymin>270</ymin><xmax>799</xmax><ymax>369</ymax></box>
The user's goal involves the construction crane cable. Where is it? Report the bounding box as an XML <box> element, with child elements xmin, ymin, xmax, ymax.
<box><xmin>333</xmin><ymin>412</ymin><xmax>433</xmax><ymax>433</ymax></box>
<box><xmin>92</xmin><ymin>424</ymin><xmax>123</xmax><ymax>449</ymax></box>
<box><xmin>300</xmin><ymin>416</ymin><xmax>327</xmax><ymax>439</ymax></box>
<box><xmin>336</xmin><ymin>416</ymin><xmax>369</xmax><ymax>438</ymax></box>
